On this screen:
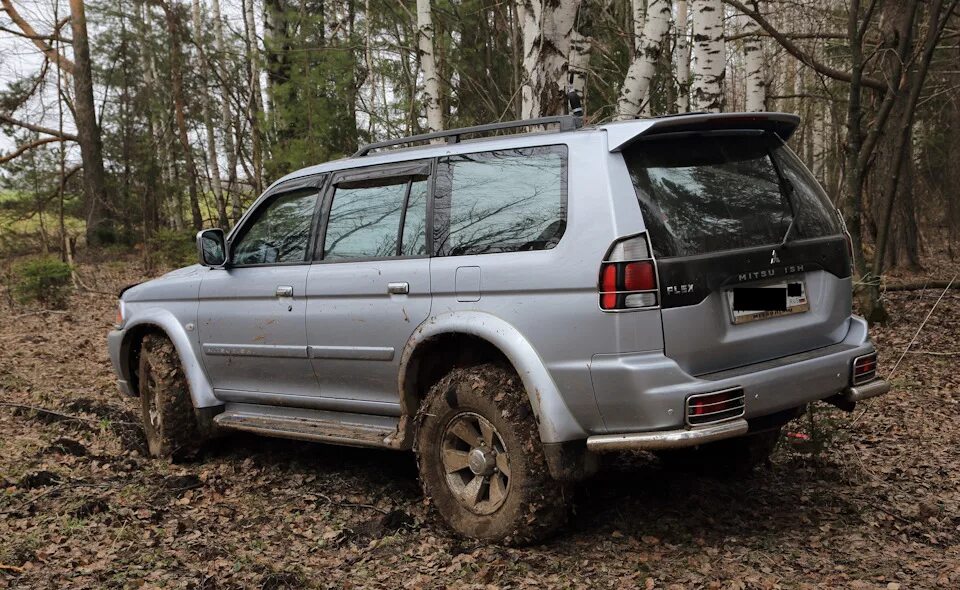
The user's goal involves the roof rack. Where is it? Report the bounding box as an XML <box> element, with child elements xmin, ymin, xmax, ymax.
<box><xmin>353</xmin><ymin>115</ymin><xmax>583</xmax><ymax>157</ymax></box>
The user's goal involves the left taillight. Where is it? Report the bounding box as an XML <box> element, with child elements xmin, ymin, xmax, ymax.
<box><xmin>599</xmin><ymin>234</ymin><xmax>659</xmax><ymax>311</ymax></box>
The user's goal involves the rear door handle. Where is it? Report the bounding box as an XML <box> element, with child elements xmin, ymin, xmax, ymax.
<box><xmin>276</xmin><ymin>285</ymin><xmax>294</xmax><ymax>298</ymax></box>
<box><xmin>387</xmin><ymin>282</ymin><xmax>409</xmax><ymax>295</ymax></box>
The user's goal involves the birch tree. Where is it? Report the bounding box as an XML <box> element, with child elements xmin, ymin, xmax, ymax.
<box><xmin>192</xmin><ymin>0</ymin><xmax>228</xmax><ymax>228</ymax></box>
<box><xmin>617</xmin><ymin>0</ymin><xmax>672</xmax><ymax>119</ymax></box>
<box><xmin>675</xmin><ymin>0</ymin><xmax>691</xmax><ymax>111</ymax></box>
<box><xmin>416</xmin><ymin>0</ymin><xmax>443</xmax><ymax>132</ymax></box>
<box><xmin>741</xmin><ymin>6</ymin><xmax>765</xmax><ymax>111</ymax></box>
<box><xmin>689</xmin><ymin>0</ymin><xmax>725</xmax><ymax>112</ymax></box>
<box><xmin>518</xmin><ymin>0</ymin><xmax>582</xmax><ymax>119</ymax></box>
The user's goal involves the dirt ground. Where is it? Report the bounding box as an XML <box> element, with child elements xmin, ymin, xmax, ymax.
<box><xmin>1</xmin><ymin>256</ymin><xmax>958</xmax><ymax>589</ymax></box>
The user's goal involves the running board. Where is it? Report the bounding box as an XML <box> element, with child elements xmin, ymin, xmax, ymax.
<box><xmin>213</xmin><ymin>404</ymin><xmax>399</xmax><ymax>449</ymax></box>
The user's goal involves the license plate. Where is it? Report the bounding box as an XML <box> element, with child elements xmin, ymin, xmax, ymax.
<box><xmin>727</xmin><ymin>281</ymin><xmax>809</xmax><ymax>325</ymax></box>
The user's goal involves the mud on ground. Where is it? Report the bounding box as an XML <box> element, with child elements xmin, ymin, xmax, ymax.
<box><xmin>1</xmin><ymin>257</ymin><xmax>958</xmax><ymax>589</ymax></box>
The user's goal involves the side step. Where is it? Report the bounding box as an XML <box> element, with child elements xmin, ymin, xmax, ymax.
<box><xmin>213</xmin><ymin>404</ymin><xmax>400</xmax><ymax>449</ymax></box>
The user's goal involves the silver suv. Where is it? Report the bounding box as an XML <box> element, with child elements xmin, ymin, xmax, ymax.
<box><xmin>108</xmin><ymin>112</ymin><xmax>889</xmax><ymax>544</ymax></box>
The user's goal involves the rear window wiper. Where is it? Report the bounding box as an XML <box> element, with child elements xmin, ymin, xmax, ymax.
<box><xmin>768</xmin><ymin>146</ymin><xmax>799</xmax><ymax>248</ymax></box>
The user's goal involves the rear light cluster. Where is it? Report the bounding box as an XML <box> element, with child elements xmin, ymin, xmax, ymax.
<box><xmin>852</xmin><ymin>352</ymin><xmax>878</xmax><ymax>385</ymax></box>
<box><xmin>599</xmin><ymin>234</ymin><xmax>659</xmax><ymax>311</ymax></box>
<box><xmin>686</xmin><ymin>388</ymin><xmax>746</xmax><ymax>426</ymax></box>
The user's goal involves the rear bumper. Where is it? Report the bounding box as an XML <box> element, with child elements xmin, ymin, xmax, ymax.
<box><xmin>587</xmin><ymin>316</ymin><xmax>890</xmax><ymax>448</ymax></box>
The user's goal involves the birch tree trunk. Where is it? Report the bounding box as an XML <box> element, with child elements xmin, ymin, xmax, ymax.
<box><xmin>243</xmin><ymin>0</ymin><xmax>265</xmax><ymax>193</ymax></box>
<box><xmin>416</xmin><ymin>0</ymin><xmax>443</xmax><ymax>132</ymax></box>
<box><xmin>568</xmin><ymin>28</ymin><xmax>591</xmax><ymax>103</ymax></box>
<box><xmin>689</xmin><ymin>0</ymin><xmax>724</xmax><ymax>112</ymax></box>
<box><xmin>674</xmin><ymin>0</ymin><xmax>690</xmax><ymax>112</ymax></box>
<box><xmin>742</xmin><ymin>7</ymin><xmax>765</xmax><ymax>111</ymax></box>
<box><xmin>518</xmin><ymin>0</ymin><xmax>582</xmax><ymax>119</ymax></box>
<box><xmin>210</xmin><ymin>0</ymin><xmax>240</xmax><ymax>223</ymax></box>
<box><xmin>192</xmin><ymin>0</ymin><xmax>228</xmax><ymax>228</ymax></box>
<box><xmin>617</xmin><ymin>0</ymin><xmax>672</xmax><ymax>119</ymax></box>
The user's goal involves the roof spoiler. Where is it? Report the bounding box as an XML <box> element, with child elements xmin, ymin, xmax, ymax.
<box><xmin>606</xmin><ymin>112</ymin><xmax>801</xmax><ymax>152</ymax></box>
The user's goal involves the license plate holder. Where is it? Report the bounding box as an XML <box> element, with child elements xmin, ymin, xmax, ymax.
<box><xmin>727</xmin><ymin>281</ymin><xmax>809</xmax><ymax>325</ymax></box>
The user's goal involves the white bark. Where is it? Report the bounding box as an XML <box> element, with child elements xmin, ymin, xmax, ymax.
<box><xmin>632</xmin><ymin>0</ymin><xmax>646</xmax><ymax>50</ymax></box>
<box><xmin>416</xmin><ymin>0</ymin><xmax>443</xmax><ymax>132</ymax></box>
<box><xmin>518</xmin><ymin>0</ymin><xmax>582</xmax><ymax>119</ymax></box>
<box><xmin>242</xmin><ymin>0</ymin><xmax>264</xmax><ymax>192</ymax></box>
<box><xmin>192</xmin><ymin>0</ymin><xmax>227</xmax><ymax>226</ymax></box>
<box><xmin>210</xmin><ymin>0</ymin><xmax>240</xmax><ymax>223</ymax></box>
<box><xmin>689</xmin><ymin>0</ymin><xmax>724</xmax><ymax>112</ymax></box>
<box><xmin>617</xmin><ymin>0</ymin><xmax>672</xmax><ymax>120</ymax></box>
<box><xmin>568</xmin><ymin>28</ymin><xmax>591</xmax><ymax>101</ymax></box>
<box><xmin>742</xmin><ymin>7</ymin><xmax>765</xmax><ymax>111</ymax></box>
<box><xmin>674</xmin><ymin>0</ymin><xmax>690</xmax><ymax>112</ymax></box>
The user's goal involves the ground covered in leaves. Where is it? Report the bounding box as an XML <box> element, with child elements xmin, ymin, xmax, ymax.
<box><xmin>1</xmin><ymin>254</ymin><xmax>958</xmax><ymax>589</ymax></box>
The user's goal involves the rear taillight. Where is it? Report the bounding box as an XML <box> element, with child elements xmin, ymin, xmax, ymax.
<box><xmin>599</xmin><ymin>234</ymin><xmax>659</xmax><ymax>311</ymax></box>
<box><xmin>837</xmin><ymin>208</ymin><xmax>856</xmax><ymax>272</ymax></box>
<box><xmin>852</xmin><ymin>352</ymin><xmax>878</xmax><ymax>385</ymax></box>
<box><xmin>686</xmin><ymin>388</ymin><xmax>746</xmax><ymax>426</ymax></box>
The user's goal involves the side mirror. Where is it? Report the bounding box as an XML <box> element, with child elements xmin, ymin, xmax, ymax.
<box><xmin>196</xmin><ymin>229</ymin><xmax>228</xmax><ymax>267</ymax></box>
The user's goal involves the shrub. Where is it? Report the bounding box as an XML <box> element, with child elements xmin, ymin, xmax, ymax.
<box><xmin>12</xmin><ymin>257</ymin><xmax>74</xmax><ymax>308</ymax></box>
<box><xmin>150</xmin><ymin>228</ymin><xmax>196</xmax><ymax>268</ymax></box>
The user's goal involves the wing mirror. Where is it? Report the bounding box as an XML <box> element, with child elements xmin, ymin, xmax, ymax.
<box><xmin>196</xmin><ymin>229</ymin><xmax>229</xmax><ymax>268</ymax></box>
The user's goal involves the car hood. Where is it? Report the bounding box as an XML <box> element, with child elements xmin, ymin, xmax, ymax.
<box><xmin>122</xmin><ymin>264</ymin><xmax>205</xmax><ymax>302</ymax></box>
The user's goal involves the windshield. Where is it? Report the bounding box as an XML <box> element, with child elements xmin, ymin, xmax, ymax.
<box><xmin>624</xmin><ymin>133</ymin><xmax>841</xmax><ymax>258</ymax></box>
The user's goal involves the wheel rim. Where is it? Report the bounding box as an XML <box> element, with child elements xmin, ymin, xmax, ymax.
<box><xmin>440</xmin><ymin>412</ymin><xmax>511</xmax><ymax>515</ymax></box>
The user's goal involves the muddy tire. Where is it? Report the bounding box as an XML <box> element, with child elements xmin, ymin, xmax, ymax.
<box><xmin>415</xmin><ymin>364</ymin><xmax>568</xmax><ymax>545</ymax></box>
<box><xmin>138</xmin><ymin>333</ymin><xmax>203</xmax><ymax>459</ymax></box>
<box><xmin>656</xmin><ymin>427</ymin><xmax>781</xmax><ymax>476</ymax></box>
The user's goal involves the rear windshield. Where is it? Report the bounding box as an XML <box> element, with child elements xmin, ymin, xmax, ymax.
<box><xmin>624</xmin><ymin>133</ymin><xmax>841</xmax><ymax>258</ymax></box>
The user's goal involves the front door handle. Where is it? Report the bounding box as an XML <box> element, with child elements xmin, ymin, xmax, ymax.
<box><xmin>276</xmin><ymin>285</ymin><xmax>294</xmax><ymax>298</ymax></box>
<box><xmin>387</xmin><ymin>282</ymin><xmax>409</xmax><ymax>295</ymax></box>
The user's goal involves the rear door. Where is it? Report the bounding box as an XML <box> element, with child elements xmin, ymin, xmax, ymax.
<box><xmin>622</xmin><ymin>132</ymin><xmax>852</xmax><ymax>375</ymax></box>
<box><xmin>304</xmin><ymin>161</ymin><xmax>432</xmax><ymax>410</ymax></box>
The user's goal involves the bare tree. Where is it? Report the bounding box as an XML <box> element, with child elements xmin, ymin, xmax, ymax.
<box><xmin>518</xmin><ymin>0</ymin><xmax>582</xmax><ymax>118</ymax></box>
<box><xmin>417</xmin><ymin>0</ymin><xmax>443</xmax><ymax>132</ymax></box>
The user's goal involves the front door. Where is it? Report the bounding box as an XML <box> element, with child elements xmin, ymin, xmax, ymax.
<box><xmin>305</xmin><ymin>161</ymin><xmax>432</xmax><ymax>412</ymax></box>
<box><xmin>198</xmin><ymin>177</ymin><xmax>324</xmax><ymax>400</ymax></box>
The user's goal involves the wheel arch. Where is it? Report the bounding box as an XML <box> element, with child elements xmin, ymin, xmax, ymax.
<box><xmin>397</xmin><ymin>312</ymin><xmax>586</xmax><ymax>447</ymax></box>
<box><xmin>118</xmin><ymin>308</ymin><xmax>218</xmax><ymax>408</ymax></box>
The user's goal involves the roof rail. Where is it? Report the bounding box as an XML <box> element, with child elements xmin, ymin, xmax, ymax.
<box><xmin>353</xmin><ymin>115</ymin><xmax>583</xmax><ymax>157</ymax></box>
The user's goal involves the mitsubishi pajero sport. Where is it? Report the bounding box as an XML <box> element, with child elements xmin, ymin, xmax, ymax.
<box><xmin>108</xmin><ymin>112</ymin><xmax>890</xmax><ymax>544</ymax></box>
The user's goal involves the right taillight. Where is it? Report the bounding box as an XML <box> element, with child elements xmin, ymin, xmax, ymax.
<box><xmin>852</xmin><ymin>352</ymin><xmax>878</xmax><ymax>385</ymax></box>
<box><xmin>599</xmin><ymin>234</ymin><xmax>659</xmax><ymax>311</ymax></box>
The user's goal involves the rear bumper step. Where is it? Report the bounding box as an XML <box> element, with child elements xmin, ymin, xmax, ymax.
<box><xmin>585</xmin><ymin>418</ymin><xmax>749</xmax><ymax>452</ymax></box>
<box><xmin>841</xmin><ymin>378</ymin><xmax>890</xmax><ymax>402</ymax></box>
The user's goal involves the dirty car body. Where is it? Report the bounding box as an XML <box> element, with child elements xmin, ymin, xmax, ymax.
<box><xmin>107</xmin><ymin>111</ymin><xmax>889</xmax><ymax>496</ymax></box>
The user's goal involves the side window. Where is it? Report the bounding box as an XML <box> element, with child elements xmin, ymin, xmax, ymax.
<box><xmin>323</xmin><ymin>176</ymin><xmax>429</xmax><ymax>260</ymax></box>
<box><xmin>435</xmin><ymin>146</ymin><xmax>567</xmax><ymax>256</ymax></box>
<box><xmin>232</xmin><ymin>188</ymin><xmax>318</xmax><ymax>265</ymax></box>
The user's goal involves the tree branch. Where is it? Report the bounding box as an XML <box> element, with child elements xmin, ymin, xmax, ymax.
<box><xmin>723</xmin><ymin>0</ymin><xmax>886</xmax><ymax>90</ymax></box>
<box><xmin>0</xmin><ymin>136</ymin><xmax>73</xmax><ymax>163</ymax></box>
<box><xmin>0</xmin><ymin>0</ymin><xmax>75</xmax><ymax>74</ymax></box>
<box><xmin>0</xmin><ymin>112</ymin><xmax>79</xmax><ymax>140</ymax></box>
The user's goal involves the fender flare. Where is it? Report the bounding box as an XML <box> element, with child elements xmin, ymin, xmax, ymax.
<box><xmin>398</xmin><ymin>311</ymin><xmax>586</xmax><ymax>444</ymax></box>
<box><xmin>120</xmin><ymin>308</ymin><xmax>219</xmax><ymax>408</ymax></box>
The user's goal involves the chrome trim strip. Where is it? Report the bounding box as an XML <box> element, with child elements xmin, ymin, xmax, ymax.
<box><xmin>842</xmin><ymin>379</ymin><xmax>890</xmax><ymax>402</ymax></box>
<box><xmin>308</xmin><ymin>345</ymin><xmax>395</xmax><ymax>361</ymax></box>
<box><xmin>202</xmin><ymin>343</ymin><xmax>308</xmax><ymax>359</ymax></box>
<box><xmin>586</xmin><ymin>419</ymin><xmax>749</xmax><ymax>452</ymax></box>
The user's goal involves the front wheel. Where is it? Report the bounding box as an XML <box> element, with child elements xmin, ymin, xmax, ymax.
<box><xmin>138</xmin><ymin>333</ymin><xmax>204</xmax><ymax>459</ymax></box>
<box><xmin>415</xmin><ymin>364</ymin><xmax>568</xmax><ymax>545</ymax></box>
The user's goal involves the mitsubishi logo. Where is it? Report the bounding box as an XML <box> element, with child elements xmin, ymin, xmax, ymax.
<box><xmin>770</xmin><ymin>249</ymin><xmax>781</xmax><ymax>264</ymax></box>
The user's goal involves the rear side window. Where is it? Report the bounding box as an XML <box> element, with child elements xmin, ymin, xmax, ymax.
<box><xmin>434</xmin><ymin>146</ymin><xmax>567</xmax><ymax>256</ymax></box>
<box><xmin>624</xmin><ymin>134</ymin><xmax>840</xmax><ymax>258</ymax></box>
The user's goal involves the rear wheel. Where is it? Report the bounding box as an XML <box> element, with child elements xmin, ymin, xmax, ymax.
<box><xmin>138</xmin><ymin>333</ymin><xmax>204</xmax><ymax>459</ymax></box>
<box><xmin>656</xmin><ymin>427</ymin><xmax>781</xmax><ymax>476</ymax></box>
<box><xmin>415</xmin><ymin>364</ymin><xmax>568</xmax><ymax>545</ymax></box>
